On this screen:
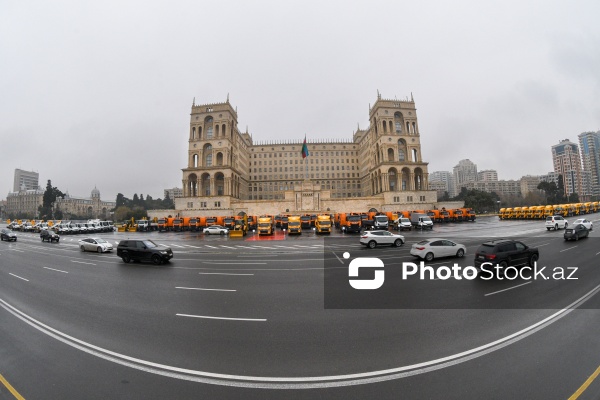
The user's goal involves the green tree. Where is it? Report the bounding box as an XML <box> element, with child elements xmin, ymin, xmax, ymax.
<box><xmin>39</xmin><ymin>180</ymin><xmax>65</xmax><ymax>219</ymax></box>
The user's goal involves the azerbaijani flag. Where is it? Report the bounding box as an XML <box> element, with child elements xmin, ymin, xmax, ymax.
<box><xmin>301</xmin><ymin>135</ymin><xmax>309</xmax><ymax>158</ymax></box>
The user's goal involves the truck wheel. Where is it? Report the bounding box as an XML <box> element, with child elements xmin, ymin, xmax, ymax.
<box><xmin>394</xmin><ymin>239</ymin><xmax>403</xmax><ymax>247</ymax></box>
<box><xmin>368</xmin><ymin>240</ymin><xmax>377</xmax><ymax>249</ymax></box>
<box><xmin>152</xmin><ymin>254</ymin><xmax>162</xmax><ymax>265</ymax></box>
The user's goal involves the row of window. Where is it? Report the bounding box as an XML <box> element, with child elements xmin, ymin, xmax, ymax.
<box><xmin>253</xmin><ymin>158</ymin><xmax>357</xmax><ymax>165</ymax></box>
<box><xmin>252</xmin><ymin>151</ymin><xmax>358</xmax><ymax>158</ymax></box>
<box><xmin>251</xmin><ymin>166</ymin><xmax>356</xmax><ymax>173</ymax></box>
<box><xmin>252</xmin><ymin>173</ymin><xmax>357</xmax><ymax>180</ymax></box>
<box><xmin>392</xmin><ymin>195</ymin><xmax>427</xmax><ymax>203</ymax></box>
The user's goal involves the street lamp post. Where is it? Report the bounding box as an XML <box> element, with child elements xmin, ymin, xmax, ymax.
<box><xmin>497</xmin><ymin>201</ymin><xmax>501</xmax><ymax>217</ymax></box>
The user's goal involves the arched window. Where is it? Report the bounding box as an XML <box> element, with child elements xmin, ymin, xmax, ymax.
<box><xmin>205</xmin><ymin>117</ymin><xmax>213</xmax><ymax>139</ymax></box>
<box><xmin>412</xmin><ymin>149</ymin><xmax>418</xmax><ymax>162</ymax></box>
<box><xmin>387</xmin><ymin>148</ymin><xmax>394</xmax><ymax>162</ymax></box>
<box><xmin>412</xmin><ymin>122</ymin><xmax>417</xmax><ymax>135</ymax></box>
<box><xmin>394</xmin><ymin>112</ymin><xmax>403</xmax><ymax>133</ymax></box>
<box><xmin>383</xmin><ymin>121</ymin><xmax>387</xmax><ymax>133</ymax></box>
<box><xmin>398</xmin><ymin>149</ymin><xmax>405</xmax><ymax>161</ymax></box>
<box><xmin>389</xmin><ymin>121</ymin><xmax>393</xmax><ymax>134</ymax></box>
<box><xmin>406</xmin><ymin>122</ymin><xmax>410</xmax><ymax>134</ymax></box>
<box><xmin>204</xmin><ymin>144</ymin><xmax>212</xmax><ymax>166</ymax></box>
<box><xmin>216</xmin><ymin>152</ymin><xmax>223</xmax><ymax>166</ymax></box>
<box><xmin>191</xmin><ymin>127</ymin><xmax>196</xmax><ymax>139</ymax></box>
<box><xmin>198</xmin><ymin>126</ymin><xmax>202</xmax><ymax>139</ymax></box>
<box><xmin>222</xmin><ymin>124</ymin><xmax>226</xmax><ymax>137</ymax></box>
<box><xmin>193</xmin><ymin>154</ymin><xmax>199</xmax><ymax>168</ymax></box>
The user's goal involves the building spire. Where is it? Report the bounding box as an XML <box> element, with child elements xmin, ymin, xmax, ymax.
<box><xmin>377</xmin><ymin>89</ymin><xmax>380</xmax><ymax>99</ymax></box>
<box><xmin>411</xmin><ymin>92</ymin><xmax>414</xmax><ymax>102</ymax></box>
<box><xmin>227</xmin><ymin>93</ymin><xmax>229</xmax><ymax>103</ymax></box>
<box><xmin>192</xmin><ymin>97</ymin><xmax>195</xmax><ymax>106</ymax></box>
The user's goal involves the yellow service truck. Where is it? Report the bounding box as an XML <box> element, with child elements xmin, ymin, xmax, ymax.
<box><xmin>315</xmin><ymin>215</ymin><xmax>332</xmax><ymax>234</ymax></box>
<box><xmin>287</xmin><ymin>216</ymin><xmax>302</xmax><ymax>234</ymax></box>
<box><xmin>258</xmin><ymin>216</ymin><xmax>274</xmax><ymax>235</ymax></box>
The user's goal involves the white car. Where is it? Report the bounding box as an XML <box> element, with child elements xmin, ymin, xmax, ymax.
<box><xmin>360</xmin><ymin>230</ymin><xmax>405</xmax><ymax>248</ymax></box>
<box><xmin>545</xmin><ymin>215</ymin><xmax>567</xmax><ymax>230</ymax></box>
<box><xmin>203</xmin><ymin>225</ymin><xmax>229</xmax><ymax>235</ymax></box>
<box><xmin>79</xmin><ymin>237</ymin><xmax>114</xmax><ymax>253</ymax></box>
<box><xmin>394</xmin><ymin>217</ymin><xmax>412</xmax><ymax>231</ymax></box>
<box><xmin>410</xmin><ymin>238</ymin><xmax>466</xmax><ymax>262</ymax></box>
<box><xmin>572</xmin><ymin>218</ymin><xmax>593</xmax><ymax>231</ymax></box>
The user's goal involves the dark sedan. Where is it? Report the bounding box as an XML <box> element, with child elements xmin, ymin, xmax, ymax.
<box><xmin>564</xmin><ymin>223</ymin><xmax>589</xmax><ymax>241</ymax></box>
<box><xmin>1</xmin><ymin>228</ymin><xmax>17</xmax><ymax>242</ymax></box>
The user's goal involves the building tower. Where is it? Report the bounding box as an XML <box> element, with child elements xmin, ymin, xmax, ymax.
<box><xmin>578</xmin><ymin>131</ymin><xmax>600</xmax><ymax>198</ymax></box>
<box><xmin>13</xmin><ymin>169</ymin><xmax>39</xmax><ymax>192</ymax></box>
<box><xmin>356</xmin><ymin>93</ymin><xmax>429</xmax><ymax>196</ymax></box>
<box><xmin>453</xmin><ymin>159</ymin><xmax>478</xmax><ymax>194</ymax></box>
<box><xmin>182</xmin><ymin>97</ymin><xmax>250</xmax><ymax>201</ymax></box>
<box><xmin>551</xmin><ymin>139</ymin><xmax>583</xmax><ymax>197</ymax></box>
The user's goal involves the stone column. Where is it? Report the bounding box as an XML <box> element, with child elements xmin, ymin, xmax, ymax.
<box><xmin>409</xmin><ymin>173</ymin><xmax>415</xmax><ymax>191</ymax></box>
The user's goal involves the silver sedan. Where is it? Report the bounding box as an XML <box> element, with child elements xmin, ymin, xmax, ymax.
<box><xmin>203</xmin><ymin>225</ymin><xmax>229</xmax><ymax>235</ymax></box>
<box><xmin>78</xmin><ymin>237</ymin><xmax>114</xmax><ymax>253</ymax></box>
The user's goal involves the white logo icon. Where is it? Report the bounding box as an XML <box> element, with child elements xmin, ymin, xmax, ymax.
<box><xmin>347</xmin><ymin>252</ymin><xmax>385</xmax><ymax>290</ymax></box>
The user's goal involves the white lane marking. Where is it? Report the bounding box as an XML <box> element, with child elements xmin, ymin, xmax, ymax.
<box><xmin>202</xmin><ymin>262</ymin><xmax>266</xmax><ymax>265</ymax></box>
<box><xmin>485</xmin><ymin>281</ymin><xmax>532</xmax><ymax>296</ymax></box>
<box><xmin>204</xmin><ymin>245</ymin><xmax>218</xmax><ymax>249</ymax></box>
<box><xmin>12</xmin><ymin>249</ymin><xmax>24</xmax><ymax>253</ymax></box>
<box><xmin>199</xmin><ymin>272</ymin><xmax>254</xmax><ymax>276</ymax></box>
<box><xmin>169</xmin><ymin>244</ymin><xmax>186</xmax><ymax>248</ymax></box>
<box><xmin>219</xmin><ymin>245</ymin><xmax>236</xmax><ymax>249</ymax></box>
<box><xmin>43</xmin><ymin>267</ymin><xmax>68</xmax><ymax>274</ymax></box>
<box><xmin>560</xmin><ymin>246</ymin><xmax>578</xmax><ymax>252</ymax></box>
<box><xmin>176</xmin><ymin>314</ymin><xmax>265</xmax><ymax>322</ymax></box>
<box><xmin>175</xmin><ymin>287</ymin><xmax>236</xmax><ymax>292</ymax></box>
<box><xmin>332</xmin><ymin>252</ymin><xmax>344</xmax><ymax>265</ymax></box>
<box><xmin>237</xmin><ymin>255</ymin><xmax>278</xmax><ymax>257</ymax></box>
<box><xmin>184</xmin><ymin>245</ymin><xmax>203</xmax><ymax>248</ymax></box>
<box><xmin>1</xmin><ymin>284</ymin><xmax>599</xmax><ymax>389</ymax></box>
<box><xmin>9</xmin><ymin>273</ymin><xmax>28</xmax><ymax>281</ymax></box>
<box><xmin>70</xmin><ymin>260</ymin><xmax>96</xmax><ymax>265</ymax></box>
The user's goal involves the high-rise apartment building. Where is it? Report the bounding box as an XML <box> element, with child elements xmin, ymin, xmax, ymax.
<box><xmin>453</xmin><ymin>159</ymin><xmax>477</xmax><ymax>194</ymax></box>
<box><xmin>551</xmin><ymin>139</ymin><xmax>583</xmax><ymax>197</ymax></box>
<box><xmin>429</xmin><ymin>171</ymin><xmax>455</xmax><ymax>197</ymax></box>
<box><xmin>13</xmin><ymin>169</ymin><xmax>39</xmax><ymax>192</ymax></box>
<box><xmin>578</xmin><ymin>131</ymin><xmax>600</xmax><ymax>198</ymax></box>
<box><xmin>477</xmin><ymin>169</ymin><xmax>498</xmax><ymax>182</ymax></box>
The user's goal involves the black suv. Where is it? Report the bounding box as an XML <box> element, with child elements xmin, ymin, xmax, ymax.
<box><xmin>117</xmin><ymin>239</ymin><xmax>173</xmax><ymax>265</ymax></box>
<box><xmin>474</xmin><ymin>239</ymin><xmax>539</xmax><ymax>274</ymax></box>
<box><xmin>40</xmin><ymin>229</ymin><xmax>60</xmax><ymax>242</ymax></box>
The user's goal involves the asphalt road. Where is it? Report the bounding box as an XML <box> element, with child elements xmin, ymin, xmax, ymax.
<box><xmin>1</xmin><ymin>216</ymin><xmax>600</xmax><ymax>399</ymax></box>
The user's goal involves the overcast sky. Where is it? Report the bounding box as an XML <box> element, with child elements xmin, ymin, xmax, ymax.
<box><xmin>2</xmin><ymin>0</ymin><xmax>599</xmax><ymax>202</ymax></box>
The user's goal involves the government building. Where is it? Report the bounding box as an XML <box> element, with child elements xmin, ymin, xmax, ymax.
<box><xmin>172</xmin><ymin>93</ymin><xmax>442</xmax><ymax>216</ymax></box>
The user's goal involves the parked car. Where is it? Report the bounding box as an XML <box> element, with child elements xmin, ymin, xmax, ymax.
<box><xmin>0</xmin><ymin>228</ymin><xmax>17</xmax><ymax>242</ymax></box>
<box><xmin>572</xmin><ymin>218</ymin><xmax>593</xmax><ymax>231</ymax></box>
<box><xmin>564</xmin><ymin>224</ymin><xmax>590</xmax><ymax>241</ymax></box>
<box><xmin>40</xmin><ymin>229</ymin><xmax>60</xmax><ymax>243</ymax></box>
<box><xmin>117</xmin><ymin>239</ymin><xmax>173</xmax><ymax>264</ymax></box>
<box><xmin>79</xmin><ymin>237</ymin><xmax>113</xmax><ymax>253</ymax></box>
<box><xmin>410</xmin><ymin>238</ymin><xmax>466</xmax><ymax>261</ymax></box>
<box><xmin>203</xmin><ymin>225</ymin><xmax>229</xmax><ymax>235</ymax></box>
<box><xmin>545</xmin><ymin>215</ymin><xmax>567</xmax><ymax>231</ymax></box>
<box><xmin>474</xmin><ymin>239</ymin><xmax>539</xmax><ymax>274</ymax></box>
<box><xmin>360</xmin><ymin>230</ymin><xmax>405</xmax><ymax>248</ymax></box>
<box><xmin>394</xmin><ymin>217</ymin><xmax>412</xmax><ymax>231</ymax></box>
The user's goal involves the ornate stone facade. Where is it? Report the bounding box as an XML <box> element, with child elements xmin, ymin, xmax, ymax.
<box><xmin>176</xmin><ymin>93</ymin><xmax>436</xmax><ymax>215</ymax></box>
